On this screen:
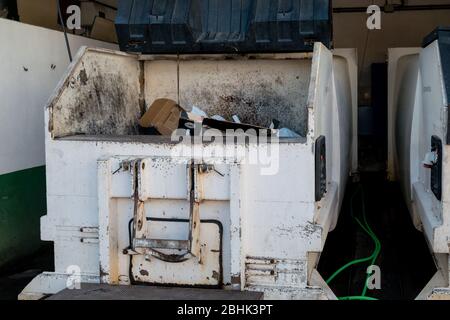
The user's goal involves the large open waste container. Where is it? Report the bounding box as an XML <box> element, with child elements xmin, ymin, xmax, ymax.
<box><xmin>19</xmin><ymin>44</ymin><xmax>357</xmax><ymax>300</ymax></box>
<box><xmin>20</xmin><ymin>0</ymin><xmax>357</xmax><ymax>300</ymax></box>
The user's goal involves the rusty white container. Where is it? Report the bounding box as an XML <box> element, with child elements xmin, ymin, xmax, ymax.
<box><xmin>20</xmin><ymin>44</ymin><xmax>357</xmax><ymax>300</ymax></box>
<box><xmin>388</xmin><ymin>28</ymin><xmax>450</xmax><ymax>300</ymax></box>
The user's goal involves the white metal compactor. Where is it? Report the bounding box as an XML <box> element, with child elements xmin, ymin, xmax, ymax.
<box><xmin>20</xmin><ymin>0</ymin><xmax>357</xmax><ymax>300</ymax></box>
<box><xmin>388</xmin><ymin>27</ymin><xmax>450</xmax><ymax>299</ymax></box>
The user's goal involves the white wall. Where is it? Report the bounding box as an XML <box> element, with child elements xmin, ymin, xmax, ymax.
<box><xmin>333</xmin><ymin>1</ymin><xmax>450</xmax><ymax>104</ymax></box>
<box><xmin>0</xmin><ymin>18</ymin><xmax>117</xmax><ymax>175</ymax></box>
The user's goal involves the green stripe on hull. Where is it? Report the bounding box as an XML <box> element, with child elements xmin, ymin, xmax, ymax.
<box><xmin>0</xmin><ymin>166</ymin><xmax>46</xmax><ymax>269</ymax></box>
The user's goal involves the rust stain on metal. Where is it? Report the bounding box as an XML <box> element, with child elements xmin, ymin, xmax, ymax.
<box><xmin>231</xmin><ymin>275</ymin><xmax>241</xmax><ymax>285</ymax></box>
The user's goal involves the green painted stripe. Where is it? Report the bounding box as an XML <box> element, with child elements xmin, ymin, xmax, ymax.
<box><xmin>0</xmin><ymin>166</ymin><xmax>46</xmax><ymax>269</ymax></box>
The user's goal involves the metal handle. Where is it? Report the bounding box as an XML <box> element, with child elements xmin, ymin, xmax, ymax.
<box><xmin>129</xmin><ymin>161</ymin><xmax>202</xmax><ymax>263</ymax></box>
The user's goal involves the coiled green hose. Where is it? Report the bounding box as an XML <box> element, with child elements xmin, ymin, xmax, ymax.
<box><xmin>326</xmin><ymin>185</ymin><xmax>382</xmax><ymax>301</ymax></box>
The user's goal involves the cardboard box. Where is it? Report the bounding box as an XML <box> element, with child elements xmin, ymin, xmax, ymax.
<box><xmin>139</xmin><ymin>99</ymin><xmax>182</xmax><ymax>136</ymax></box>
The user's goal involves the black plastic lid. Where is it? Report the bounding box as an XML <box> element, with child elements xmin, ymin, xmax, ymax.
<box><xmin>422</xmin><ymin>26</ymin><xmax>450</xmax><ymax>48</ymax></box>
<box><xmin>115</xmin><ymin>0</ymin><xmax>332</xmax><ymax>54</ymax></box>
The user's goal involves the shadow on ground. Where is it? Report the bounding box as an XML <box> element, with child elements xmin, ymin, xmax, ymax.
<box><xmin>0</xmin><ymin>243</ymin><xmax>54</xmax><ymax>300</ymax></box>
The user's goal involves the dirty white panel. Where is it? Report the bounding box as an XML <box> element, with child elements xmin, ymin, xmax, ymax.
<box><xmin>54</xmin><ymin>238</ymin><xmax>100</xmax><ymax>278</ymax></box>
<box><xmin>132</xmin><ymin>222</ymin><xmax>222</xmax><ymax>286</ymax></box>
<box><xmin>144</xmin><ymin>60</ymin><xmax>179</xmax><ymax>104</ymax></box>
<box><xmin>199</xmin><ymin>164</ymin><xmax>231</xmax><ymax>201</ymax></box>
<box><xmin>242</xmin><ymin>143</ymin><xmax>318</xmax><ymax>262</ymax></box>
<box><xmin>144</xmin><ymin>58</ymin><xmax>312</xmax><ymax>136</ymax></box>
<box><xmin>96</xmin><ymin>154</ymin><xmax>234</xmax><ymax>286</ymax></box>
<box><xmin>245</xmin><ymin>257</ymin><xmax>308</xmax><ymax>288</ymax></box>
<box><xmin>50</xmin><ymin>48</ymin><xmax>143</xmax><ymax>138</ymax></box>
<box><xmin>140</xmin><ymin>158</ymin><xmax>189</xmax><ymax>200</ymax></box>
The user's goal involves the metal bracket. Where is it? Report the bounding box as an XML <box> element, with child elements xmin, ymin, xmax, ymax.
<box><xmin>129</xmin><ymin>160</ymin><xmax>202</xmax><ymax>263</ymax></box>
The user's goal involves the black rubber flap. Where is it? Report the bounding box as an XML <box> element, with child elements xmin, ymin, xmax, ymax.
<box><xmin>116</xmin><ymin>0</ymin><xmax>332</xmax><ymax>54</ymax></box>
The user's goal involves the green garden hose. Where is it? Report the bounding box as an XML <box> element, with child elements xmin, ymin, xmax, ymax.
<box><xmin>326</xmin><ymin>185</ymin><xmax>382</xmax><ymax>301</ymax></box>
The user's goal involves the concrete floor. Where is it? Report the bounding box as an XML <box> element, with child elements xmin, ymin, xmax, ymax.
<box><xmin>0</xmin><ymin>244</ymin><xmax>53</xmax><ymax>300</ymax></box>
<box><xmin>48</xmin><ymin>284</ymin><xmax>264</xmax><ymax>300</ymax></box>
